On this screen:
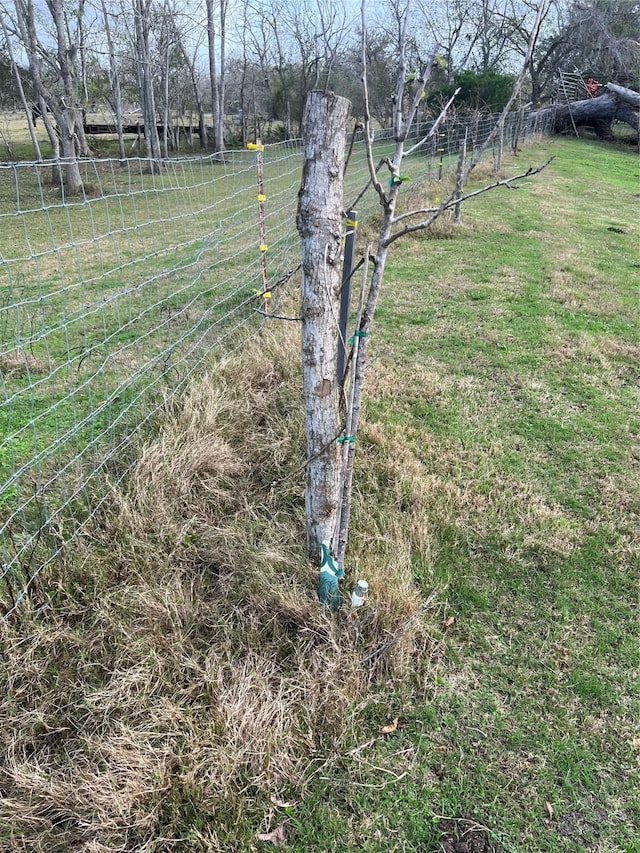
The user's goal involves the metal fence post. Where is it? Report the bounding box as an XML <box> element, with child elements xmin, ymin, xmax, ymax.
<box><xmin>337</xmin><ymin>209</ymin><xmax>357</xmax><ymax>385</ymax></box>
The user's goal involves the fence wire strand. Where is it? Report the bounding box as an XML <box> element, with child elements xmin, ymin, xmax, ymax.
<box><xmin>0</xmin><ymin>111</ymin><xmax>551</xmax><ymax>619</ymax></box>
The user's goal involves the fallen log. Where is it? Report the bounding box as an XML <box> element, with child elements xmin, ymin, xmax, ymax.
<box><xmin>605</xmin><ymin>82</ymin><xmax>640</xmax><ymax>109</ymax></box>
<box><xmin>530</xmin><ymin>84</ymin><xmax>639</xmax><ymax>139</ymax></box>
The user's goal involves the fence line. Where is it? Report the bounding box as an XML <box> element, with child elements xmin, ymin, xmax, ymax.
<box><xmin>0</xmin><ymin>109</ymin><xmax>551</xmax><ymax>619</ymax></box>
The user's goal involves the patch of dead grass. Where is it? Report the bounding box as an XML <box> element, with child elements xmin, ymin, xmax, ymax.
<box><xmin>0</xmin><ymin>325</ymin><xmax>440</xmax><ymax>851</ymax></box>
<box><xmin>0</xmin><ymin>351</ymin><xmax>51</xmax><ymax>378</ymax></box>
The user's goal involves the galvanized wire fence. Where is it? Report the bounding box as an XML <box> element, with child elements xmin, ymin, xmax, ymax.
<box><xmin>0</xmin><ymin>109</ymin><xmax>551</xmax><ymax>619</ymax></box>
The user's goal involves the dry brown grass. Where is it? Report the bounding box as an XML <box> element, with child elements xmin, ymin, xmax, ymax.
<box><xmin>0</xmin><ymin>351</ymin><xmax>51</xmax><ymax>378</ymax></box>
<box><xmin>0</xmin><ymin>324</ymin><xmax>439</xmax><ymax>851</ymax></box>
<box><xmin>356</xmin><ymin>155</ymin><xmax>508</xmax><ymax>251</ymax></box>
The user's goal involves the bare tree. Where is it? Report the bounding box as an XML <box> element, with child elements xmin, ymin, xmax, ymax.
<box><xmin>206</xmin><ymin>0</ymin><xmax>229</xmax><ymax>154</ymax></box>
<box><xmin>159</xmin><ymin>0</ymin><xmax>175</xmax><ymax>158</ymax></box>
<box><xmin>557</xmin><ymin>0</ymin><xmax>640</xmax><ymax>86</ymax></box>
<box><xmin>241</xmin><ymin>0</ymin><xmax>354</xmax><ymax>139</ymax></box>
<box><xmin>178</xmin><ymin>24</ymin><xmax>209</xmax><ymax>149</ymax></box>
<box><xmin>471</xmin><ymin>0</ymin><xmax>518</xmax><ymax>69</ymax></box>
<box><xmin>0</xmin><ymin>11</ymin><xmax>42</xmax><ymax>160</ymax></box>
<box><xmin>133</xmin><ymin>0</ymin><xmax>162</xmax><ymax>165</ymax></box>
<box><xmin>7</xmin><ymin>0</ymin><xmax>85</xmax><ymax>191</ymax></box>
<box><xmin>512</xmin><ymin>0</ymin><xmax>568</xmax><ymax>105</ymax></box>
<box><xmin>417</xmin><ymin>0</ymin><xmax>479</xmax><ymax>80</ymax></box>
<box><xmin>418</xmin><ymin>0</ymin><xmax>558</xmax><ymax>76</ymax></box>
<box><xmin>100</xmin><ymin>0</ymin><xmax>127</xmax><ymax>161</ymax></box>
<box><xmin>233</xmin><ymin>2</ymin><xmax>274</xmax><ymax>141</ymax></box>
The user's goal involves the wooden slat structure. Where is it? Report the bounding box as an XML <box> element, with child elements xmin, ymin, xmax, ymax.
<box><xmin>83</xmin><ymin>122</ymin><xmax>206</xmax><ymax>137</ymax></box>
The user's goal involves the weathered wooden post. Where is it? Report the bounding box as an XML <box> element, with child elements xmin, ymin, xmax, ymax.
<box><xmin>296</xmin><ymin>90</ymin><xmax>351</xmax><ymax>565</ymax></box>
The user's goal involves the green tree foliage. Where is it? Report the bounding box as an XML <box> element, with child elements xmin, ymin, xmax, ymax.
<box><xmin>429</xmin><ymin>68</ymin><xmax>517</xmax><ymax>112</ymax></box>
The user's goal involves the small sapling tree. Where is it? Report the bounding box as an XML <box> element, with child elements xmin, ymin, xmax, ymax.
<box><xmin>299</xmin><ymin>0</ymin><xmax>552</xmax><ymax>588</ymax></box>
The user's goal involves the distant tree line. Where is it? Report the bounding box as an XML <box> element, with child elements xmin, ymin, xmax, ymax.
<box><xmin>0</xmin><ymin>0</ymin><xmax>637</xmax><ymax>181</ymax></box>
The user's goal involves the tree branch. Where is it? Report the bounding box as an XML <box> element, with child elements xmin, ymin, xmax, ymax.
<box><xmin>403</xmin><ymin>87</ymin><xmax>460</xmax><ymax>157</ymax></box>
<box><xmin>386</xmin><ymin>158</ymin><xmax>554</xmax><ymax>245</ymax></box>
<box><xmin>360</xmin><ymin>3</ymin><xmax>387</xmax><ymax>206</ymax></box>
<box><xmin>461</xmin><ymin>0</ymin><xmax>549</xmax><ymax>182</ymax></box>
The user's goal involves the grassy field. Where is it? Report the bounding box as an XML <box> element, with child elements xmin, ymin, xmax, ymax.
<box><xmin>287</xmin><ymin>136</ymin><xmax>639</xmax><ymax>851</ymax></box>
<box><xmin>0</xmin><ymin>135</ymin><xmax>638</xmax><ymax>852</ymax></box>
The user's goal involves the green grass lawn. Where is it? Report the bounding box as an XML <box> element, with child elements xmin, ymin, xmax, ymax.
<box><xmin>285</xmin><ymin>137</ymin><xmax>639</xmax><ymax>852</ymax></box>
<box><xmin>0</xmin><ymin>135</ymin><xmax>637</xmax><ymax>852</ymax></box>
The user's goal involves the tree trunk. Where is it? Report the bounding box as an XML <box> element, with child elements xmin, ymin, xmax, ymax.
<box><xmin>215</xmin><ymin>0</ymin><xmax>227</xmax><ymax>155</ymax></box>
<box><xmin>12</xmin><ymin>0</ymin><xmax>72</xmax><ymax>186</ymax></box>
<box><xmin>134</xmin><ymin>0</ymin><xmax>161</xmax><ymax>166</ymax></box>
<box><xmin>297</xmin><ymin>90</ymin><xmax>351</xmax><ymax>562</ymax></box>
<box><xmin>100</xmin><ymin>0</ymin><xmax>126</xmax><ymax>162</ymax></box>
<box><xmin>531</xmin><ymin>90</ymin><xmax>639</xmax><ymax>138</ymax></box>
<box><xmin>206</xmin><ymin>0</ymin><xmax>222</xmax><ymax>154</ymax></box>
<box><xmin>239</xmin><ymin>64</ymin><xmax>248</xmax><ymax>147</ymax></box>
<box><xmin>182</xmin><ymin>41</ymin><xmax>208</xmax><ymax>150</ymax></box>
<box><xmin>252</xmin><ymin>78</ymin><xmax>260</xmax><ymax>141</ymax></box>
<box><xmin>0</xmin><ymin>14</ymin><xmax>42</xmax><ymax>160</ymax></box>
<box><xmin>286</xmin><ymin>99</ymin><xmax>292</xmax><ymax>140</ymax></box>
<box><xmin>46</xmin><ymin>0</ymin><xmax>90</xmax><ymax>162</ymax></box>
<box><xmin>75</xmin><ymin>114</ymin><xmax>92</xmax><ymax>157</ymax></box>
<box><xmin>162</xmin><ymin>28</ymin><xmax>170</xmax><ymax>159</ymax></box>
<box><xmin>60</xmin><ymin>116</ymin><xmax>83</xmax><ymax>195</ymax></box>
<box><xmin>40</xmin><ymin>102</ymin><xmax>62</xmax><ymax>185</ymax></box>
<box><xmin>605</xmin><ymin>82</ymin><xmax>640</xmax><ymax>109</ymax></box>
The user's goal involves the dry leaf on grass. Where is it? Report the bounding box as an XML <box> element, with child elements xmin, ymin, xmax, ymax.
<box><xmin>256</xmin><ymin>824</ymin><xmax>287</xmax><ymax>846</ymax></box>
<box><xmin>270</xmin><ymin>795</ymin><xmax>294</xmax><ymax>808</ymax></box>
<box><xmin>443</xmin><ymin>616</ymin><xmax>455</xmax><ymax>628</ymax></box>
<box><xmin>379</xmin><ymin>717</ymin><xmax>399</xmax><ymax>735</ymax></box>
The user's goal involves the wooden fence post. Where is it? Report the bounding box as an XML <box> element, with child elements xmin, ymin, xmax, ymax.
<box><xmin>296</xmin><ymin>90</ymin><xmax>351</xmax><ymax>563</ymax></box>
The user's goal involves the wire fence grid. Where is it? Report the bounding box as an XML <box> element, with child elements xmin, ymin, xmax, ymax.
<box><xmin>0</xmin><ymin>108</ymin><xmax>552</xmax><ymax>620</ymax></box>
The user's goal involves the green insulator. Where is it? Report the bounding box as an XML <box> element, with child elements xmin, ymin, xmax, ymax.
<box><xmin>318</xmin><ymin>540</ymin><xmax>343</xmax><ymax>609</ymax></box>
<box><xmin>318</xmin><ymin>568</ymin><xmax>342</xmax><ymax>610</ymax></box>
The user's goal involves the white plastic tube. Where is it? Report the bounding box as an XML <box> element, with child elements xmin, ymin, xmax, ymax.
<box><xmin>350</xmin><ymin>579</ymin><xmax>369</xmax><ymax>607</ymax></box>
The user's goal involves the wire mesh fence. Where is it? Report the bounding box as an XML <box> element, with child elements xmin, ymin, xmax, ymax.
<box><xmin>0</xmin><ymin>108</ymin><xmax>551</xmax><ymax>619</ymax></box>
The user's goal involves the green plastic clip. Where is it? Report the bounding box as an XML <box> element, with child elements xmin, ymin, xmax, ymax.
<box><xmin>388</xmin><ymin>174</ymin><xmax>411</xmax><ymax>187</ymax></box>
<box><xmin>337</xmin><ymin>435</ymin><xmax>356</xmax><ymax>444</ymax></box>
